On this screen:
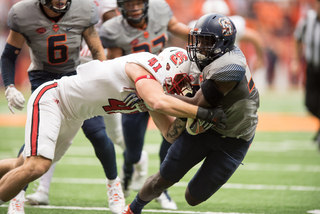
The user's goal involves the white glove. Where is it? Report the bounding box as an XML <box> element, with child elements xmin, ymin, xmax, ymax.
<box><xmin>5</xmin><ymin>85</ymin><xmax>25</xmax><ymax>114</ymax></box>
<box><xmin>123</xmin><ymin>92</ymin><xmax>153</xmax><ymax>112</ymax></box>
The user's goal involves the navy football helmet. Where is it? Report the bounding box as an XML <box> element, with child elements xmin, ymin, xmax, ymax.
<box><xmin>187</xmin><ymin>13</ymin><xmax>237</xmax><ymax>71</ymax></box>
<box><xmin>117</xmin><ymin>0</ymin><xmax>148</xmax><ymax>24</ymax></box>
<box><xmin>39</xmin><ymin>0</ymin><xmax>71</xmax><ymax>13</ymax></box>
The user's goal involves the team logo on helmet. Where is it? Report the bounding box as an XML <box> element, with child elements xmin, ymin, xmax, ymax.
<box><xmin>219</xmin><ymin>17</ymin><xmax>233</xmax><ymax>36</ymax></box>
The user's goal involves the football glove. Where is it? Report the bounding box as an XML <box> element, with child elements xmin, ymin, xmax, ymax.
<box><xmin>5</xmin><ymin>85</ymin><xmax>25</xmax><ymax>114</ymax></box>
<box><xmin>196</xmin><ymin>107</ymin><xmax>227</xmax><ymax>129</ymax></box>
<box><xmin>123</xmin><ymin>92</ymin><xmax>153</xmax><ymax>112</ymax></box>
<box><xmin>186</xmin><ymin>118</ymin><xmax>214</xmax><ymax>135</ymax></box>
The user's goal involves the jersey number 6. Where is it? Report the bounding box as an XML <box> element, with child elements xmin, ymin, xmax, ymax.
<box><xmin>47</xmin><ymin>34</ymin><xmax>69</xmax><ymax>65</ymax></box>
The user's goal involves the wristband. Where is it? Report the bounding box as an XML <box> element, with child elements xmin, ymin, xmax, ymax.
<box><xmin>196</xmin><ymin>107</ymin><xmax>209</xmax><ymax>121</ymax></box>
<box><xmin>5</xmin><ymin>84</ymin><xmax>15</xmax><ymax>90</ymax></box>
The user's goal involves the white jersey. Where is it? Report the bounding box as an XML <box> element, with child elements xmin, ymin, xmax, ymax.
<box><xmin>58</xmin><ymin>52</ymin><xmax>166</xmax><ymax>121</ymax></box>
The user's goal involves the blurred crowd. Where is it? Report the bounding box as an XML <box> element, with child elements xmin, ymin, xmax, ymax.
<box><xmin>0</xmin><ymin>0</ymin><xmax>317</xmax><ymax>91</ymax></box>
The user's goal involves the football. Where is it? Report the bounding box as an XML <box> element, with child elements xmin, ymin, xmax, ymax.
<box><xmin>186</xmin><ymin>118</ymin><xmax>205</xmax><ymax>135</ymax></box>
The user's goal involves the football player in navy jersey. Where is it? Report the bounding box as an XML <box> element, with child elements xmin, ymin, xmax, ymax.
<box><xmin>0</xmin><ymin>0</ymin><xmax>124</xmax><ymax>213</ymax></box>
<box><xmin>122</xmin><ymin>13</ymin><xmax>259</xmax><ymax>214</ymax></box>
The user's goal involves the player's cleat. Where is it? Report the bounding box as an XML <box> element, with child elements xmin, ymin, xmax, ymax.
<box><xmin>107</xmin><ymin>180</ymin><xmax>126</xmax><ymax>214</ymax></box>
<box><xmin>7</xmin><ymin>190</ymin><xmax>26</xmax><ymax>214</ymax></box>
<box><xmin>121</xmin><ymin>204</ymin><xmax>134</xmax><ymax>214</ymax></box>
<box><xmin>155</xmin><ymin>191</ymin><xmax>178</xmax><ymax>210</ymax></box>
<box><xmin>25</xmin><ymin>185</ymin><xmax>49</xmax><ymax>205</ymax></box>
<box><xmin>121</xmin><ymin>168</ymin><xmax>132</xmax><ymax>198</ymax></box>
<box><xmin>131</xmin><ymin>150</ymin><xmax>148</xmax><ymax>191</ymax></box>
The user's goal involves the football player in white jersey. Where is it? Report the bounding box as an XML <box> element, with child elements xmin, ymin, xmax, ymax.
<box><xmin>0</xmin><ymin>47</ymin><xmax>225</xmax><ymax>211</ymax></box>
<box><xmin>22</xmin><ymin>1</ymin><xmax>126</xmax><ymax>212</ymax></box>
<box><xmin>99</xmin><ymin>0</ymin><xmax>191</xmax><ymax>209</ymax></box>
<box><xmin>122</xmin><ymin>14</ymin><xmax>259</xmax><ymax>214</ymax></box>
<box><xmin>0</xmin><ymin>0</ymin><xmax>124</xmax><ymax>213</ymax></box>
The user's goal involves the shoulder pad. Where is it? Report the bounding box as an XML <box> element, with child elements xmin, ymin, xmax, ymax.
<box><xmin>99</xmin><ymin>16</ymin><xmax>123</xmax><ymax>47</ymax></box>
<box><xmin>148</xmin><ymin>0</ymin><xmax>172</xmax><ymax>26</ymax></box>
<box><xmin>70</xmin><ymin>0</ymin><xmax>99</xmax><ymax>27</ymax></box>
<box><xmin>204</xmin><ymin>47</ymin><xmax>246</xmax><ymax>82</ymax></box>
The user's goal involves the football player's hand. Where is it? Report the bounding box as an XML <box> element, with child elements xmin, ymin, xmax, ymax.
<box><xmin>196</xmin><ymin>107</ymin><xmax>227</xmax><ymax>129</ymax></box>
<box><xmin>5</xmin><ymin>85</ymin><xmax>25</xmax><ymax>114</ymax></box>
<box><xmin>123</xmin><ymin>92</ymin><xmax>153</xmax><ymax>112</ymax></box>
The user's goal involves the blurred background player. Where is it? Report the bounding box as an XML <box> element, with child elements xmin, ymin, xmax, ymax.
<box><xmin>0</xmin><ymin>0</ymin><xmax>124</xmax><ymax>213</ymax></box>
<box><xmin>25</xmin><ymin>1</ymin><xmax>126</xmax><ymax>212</ymax></box>
<box><xmin>291</xmin><ymin>0</ymin><xmax>320</xmax><ymax>149</ymax></box>
<box><xmin>122</xmin><ymin>13</ymin><xmax>259</xmax><ymax>214</ymax></box>
<box><xmin>99</xmin><ymin>0</ymin><xmax>191</xmax><ymax>210</ymax></box>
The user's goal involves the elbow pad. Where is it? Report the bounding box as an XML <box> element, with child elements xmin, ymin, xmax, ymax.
<box><xmin>1</xmin><ymin>43</ymin><xmax>21</xmax><ymax>87</ymax></box>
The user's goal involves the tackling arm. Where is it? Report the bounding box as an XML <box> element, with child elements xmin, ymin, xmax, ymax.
<box><xmin>167</xmin><ymin>16</ymin><xmax>191</xmax><ymax>41</ymax></box>
<box><xmin>83</xmin><ymin>26</ymin><xmax>106</xmax><ymax>61</ymax></box>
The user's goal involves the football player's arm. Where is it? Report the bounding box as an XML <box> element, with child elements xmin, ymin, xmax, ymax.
<box><xmin>167</xmin><ymin>16</ymin><xmax>191</xmax><ymax>41</ymax></box>
<box><xmin>240</xmin><ymin>28</ymin><xmax>264</xmax><ymax>70</ymax></box>
<box><xmin>127</xmin><ymin>63</ymin><xmax>197</xmax><ymax>118</ymax></box>
<box><xmin>83</xmin><ymin>26</ymin><xmax>106</xmax><ymax>61</ymax></box>
<box><xmin>1</xmin><ymin>30</ymin><xmax>26</xmax><ymax>113</ymax></box>
<box><xmin>149</xmin><ymin>111</ymin><xmax>186</xmax><ymax>143</ymax></box>
<box><xmin>102</xmin><ymin>9</ymin><xmax>117</xmax><ymax>23</ymax></box>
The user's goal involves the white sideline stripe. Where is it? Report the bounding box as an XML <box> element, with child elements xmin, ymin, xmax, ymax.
<box><xmin>307</xmin><ymin>210</ymin><xmax>320</xmax><ymax>214</ymax></box>
<box><xmin>12</xmin><ymin>205</ymin><xmax>255</xmax><ymax>214</ymax></box>
<box><xmin>51</xmin><ymin>178</ymin><xmax>320</xmax><ymax>191</ymax></box>
<box><xmin>58</xmin><ymin>157</ymin><xmax>320</xmax><ymax>172</ymax></box>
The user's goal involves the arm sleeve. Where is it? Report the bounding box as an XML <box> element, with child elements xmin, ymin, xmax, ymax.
<box><xmin>1</xmin><ymin>43</ymin><xmax>21</xmax><ymax>87</ymax></box>
<box><xmin>7</xmin><ymin>6</ymin><xmax>20</xmax><ymax>33</ymax></box>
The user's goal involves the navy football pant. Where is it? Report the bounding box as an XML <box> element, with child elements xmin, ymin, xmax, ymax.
<box><xmin>161</xmin><ymin>129</ymin><xmax>253</xmax><ymax>202</ymax></box>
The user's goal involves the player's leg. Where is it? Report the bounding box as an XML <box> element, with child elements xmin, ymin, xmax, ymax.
<box><xmin>305</xmin><ymin>66</ymin><xmax>320</xmax><ymax>148</ymax></box>
<box><xmin>82</xmin><ymin>116</ymin><xmax>125</xmax><ymax>213</ymax></box>
<box><xmin>155</xmin><ymin>137</ymin><xmax>177</xmax><ymax>210</ymax></box>
<box><xmin>26</xmin><ymin>162</ymin><xmax>57</xmax><ymax>205</ymax></box>
<box><xmin>0</xmin><ymin>156</ymin><xmax>51</xmax><ymax>202</ymax></box>
<box><xmin>124</xmin><ymin>131</ymin><xmax>205</xmax><ymax>214</ymax></box>
<box><xmin>121</xmin><ymin>112</ymin><xmax>149</xmax><ymax>197</ymax></box>
<box><xmin>185</xmin><ymin>131</ymin><xmax>253</xmax><ymax>206</ymax></box>
<box><xmin>104</xmin><ymin>114</ymin><xmax>126</xmax><ymax>150</ymax></box>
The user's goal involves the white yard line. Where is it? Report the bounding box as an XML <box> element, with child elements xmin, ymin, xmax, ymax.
<box><xmin>2</xmin><ymin>205</ymin><xmax>256</xmax><ymax>214</ymax></box>
<box><xmin>50</xmin><ymin>177</ymin><xmax>320</xmax><ymax>192</ymax></box>
<box><xmin>56</xmin><ymin>156</ymin><xmax>320</xmax><ymax>172</ymax></box>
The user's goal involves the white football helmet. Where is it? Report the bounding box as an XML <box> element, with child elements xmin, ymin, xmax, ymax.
<box><xmin>158</xmin><ymin>47</ymin><xmax>192</xmax><ymax>95</ymax></box>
